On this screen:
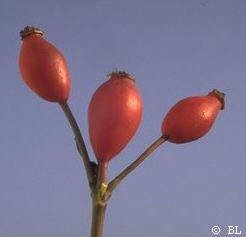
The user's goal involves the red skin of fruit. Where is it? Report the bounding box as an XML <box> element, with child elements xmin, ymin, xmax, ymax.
<box><xmin>88</xmin><ymin>73</ymin><xmax>143</xmax><ymax>162</ymax></box>
<box><xmin>162</xmin><ymin>91</ymin><xmax>224</xmax><ymax>143</ymax></box>
<box><xmin>19</xmin><ymin>34</ymin><xmax>71</xmax><ymax>102</ymax></box>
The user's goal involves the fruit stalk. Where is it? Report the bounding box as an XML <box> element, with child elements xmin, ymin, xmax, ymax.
<box><xmin>59</xmin><ymin>102</ymin><xmax>95</xmax><ymax>189</ymax></box>
<box><xmin>106</xmin><ymin>135</ymin><xmax>167</xmax><ymax>197</ymax></box>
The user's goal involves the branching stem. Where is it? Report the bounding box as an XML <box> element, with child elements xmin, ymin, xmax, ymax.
<box><xmin>59</xmin><ymin>101</ymin><xmax>167</xmax><ymax>237</ymax></box>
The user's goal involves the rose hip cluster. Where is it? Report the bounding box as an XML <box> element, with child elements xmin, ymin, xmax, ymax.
<box><xmin>19</xmin><ymin>26</ymin><xmax>225</xmax><ymax>237</ymax></box>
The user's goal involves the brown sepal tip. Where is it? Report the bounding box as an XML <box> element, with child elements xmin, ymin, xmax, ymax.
<box><xmin>208</xmin><ymin>89</ymin><xmax>225</xmax><ymax>110</ymax></box>
<box><xmin>107</xmin><ymin>69</ymin><xmax>136</xmax><ymax>82</ymax></box>
<box><xmin>20</xmin><ymin>26</ymin><xmax>43</xmax><ymax>40</ymax></box>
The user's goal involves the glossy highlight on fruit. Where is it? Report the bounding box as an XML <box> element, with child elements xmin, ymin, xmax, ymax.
<box><xmin>88</xmin><ymin>71</ymin><xmax>143</xmax><ymax>162</ymax></box>
<box><xmin>19</xmin><ymin>26</ymin><xmax>71</xmax><ymax>102</ymax></box>
<box><xmin>162</xmin><ymin>89</ymin><xmax>225</xmax><ymax>144</ymax></box>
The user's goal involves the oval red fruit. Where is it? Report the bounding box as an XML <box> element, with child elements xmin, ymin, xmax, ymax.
<box><xmin>19</xmin><ymin>26</ymin><xmax>71</xmax><ymax>102</ymax></box>
<box><xmin>88</xmin><ymin>71</ymin><xmax>143</xmax><ymax>162</ymax></box>
<box><xmin>162</xmin><ymin>89</ymin><xmax>225</xmax><ymax>143</ymax></box>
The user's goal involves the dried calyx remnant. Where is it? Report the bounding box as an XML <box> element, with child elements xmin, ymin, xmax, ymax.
<box><xmin>107</xmin><ymin>70</ymin><xmax>136</xmax><ymax>82</ymax></box>
<box><xmin>209</xmin><ymin>89</ymin><xmax>225</xmax><ymax>110</ymax></box>
<box><xmin>20</xmin><ymin>26</ymin><xmax>43</xmax><ymax>40</ymax></box>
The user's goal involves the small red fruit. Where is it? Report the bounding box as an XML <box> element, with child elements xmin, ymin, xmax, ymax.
<box><xmin>19</xmin><ymin>26</ymin><xmax>71</xmax><ymax>102</ymax></box>
<box><xmin>88</xmin><ymin>71</ymin><xmax>143</xmax><ymax>162</ymax></box>
<box><xmin>162</xmin><ymin>89</ymin><xmax>225</xmax><ymax>143</ymax></box>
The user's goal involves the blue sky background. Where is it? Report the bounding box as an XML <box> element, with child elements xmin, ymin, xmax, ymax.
<box><xmin>0</xmin><ymin>1</ymin><xmax>246</xmax><ymax>236</ymax></box>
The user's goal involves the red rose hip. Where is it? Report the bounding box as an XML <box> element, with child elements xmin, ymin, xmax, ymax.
<box><xmin>162</xmin><ymin>89</ymin><xmax>225</xmax><ymax>143</ymax></box>
<box><xmin>88</xmin><ymin>71</ymin><xmax>143</xmax><ymax>162</ymax></box>
<box><xmin>19</xmin><ymin>26</ymin><xmax>71</xmax><ymax>102</ymax></box>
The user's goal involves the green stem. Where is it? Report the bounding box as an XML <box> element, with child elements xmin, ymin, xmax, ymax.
<box><xmin>59</xmin><ymin>101</ymin><xmax>95</xmax><ymax>190</ymax></box>
<box><xmin>105</xmin><ymin>135</ymin><xmax>167</xmax><ymax>198</ymax></box>
<box><xmin>91</xmin><ymin>201</ymin><xmax>107</xmax><ymax>237</ymax></box>
<box><xmin>91</xmin><ymin>161</ymin><xmax>109</xmax><ymax>237</ymax></box>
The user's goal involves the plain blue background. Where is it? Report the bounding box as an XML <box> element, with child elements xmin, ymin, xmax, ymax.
<box><xmin>0</xmin><ymin>1</ymin><xmax>245</xmax><ymax>236</ymax></box>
